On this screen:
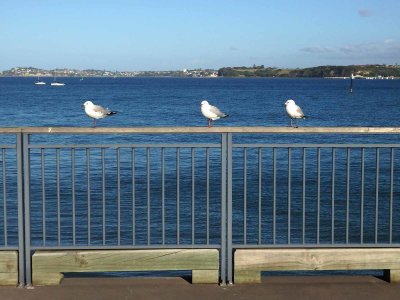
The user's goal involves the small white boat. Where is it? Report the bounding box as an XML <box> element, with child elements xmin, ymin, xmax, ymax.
<box><xmin>35</xmin><ymin>77</ymin><xmax>46</xmax><ymax>85</ymax></box>
<box><xmin>50</xmin><ymin>77</ymin><xmax>65</xmax><ymax>86</ymax></box>
<box><xmin>50</xmin><ymin>82</ymin><xmax>65</xmax><ymax>86</ymax></box>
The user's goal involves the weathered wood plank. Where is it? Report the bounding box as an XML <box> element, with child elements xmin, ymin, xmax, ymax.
<box><xmin>7</xmin><ymin>126</ymin><xmax>400</xmax><ymax>134</ymax></box>
<box><xmin>234</xmin><ymin>270</ymin><xmax>261</xmax><ymax>284</ymax></box>
<box><xmin>0</xmin><ymin>251</ymin><xmax>18</xmax><ymax>286</ymax></box>
<box><xmin>235</xmin><ymin>249</ymin><xmax>400</xmax><ymax>272</ymax></box>
<box><xmin>33</xmin><ymin>273</ymin><xmax>64</xmax><ymax>286</ymax></box>
<box><xmin>192</xmin><ymin>270</ymin><xmax>219</xmax><ymax>284</ymax></box>
<box><xmin>33</xmin><ymin>249</ymin><xmax>219</xmax><ymax>285</ymax></box>
<box><xmin>384</xmin><ymin>269</ymin><xmax>400</xmax><ymax>283</ymax></box>
<box><xmin>235</xmin><ymin>248</ymin><xmax>400</xmax><ymax>284</ymax></box>
<box><xmin>0</xmin><ymin>273</ymin><xmax>18</xmax><ymax>286</ymax></box>
<box><xmin>33</xmin><ymin>249</ymin><xmax>218</xmax><ymax>272</ymax></box>
<box><xmin>0</xmin><ymin>251</ymin><xmax>18</xmax><ymax>273</ymax></box>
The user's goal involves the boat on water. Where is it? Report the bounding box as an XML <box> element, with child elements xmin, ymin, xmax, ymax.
<box><xmin>50</xmin><ymin>77</ymin><xmax>65</xmax><ymax>86</ymax></box>
<box><xmin>50</xmin><ymin>82</ymin><xmax>65</xmax><ymax>86</ymax></box>
<box><xmin>34</xmin><ymin>77</ymin><xmax>46</xmax><ymax>85</ymax></box>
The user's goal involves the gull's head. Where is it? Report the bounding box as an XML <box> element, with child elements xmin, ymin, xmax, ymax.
<box><xmin>285</xmin><ymin>99</ymin><xmax>295</xmax><ymax>106</ymax></box>
<box><xmin>83</xmin><ymin>100</ymin><xmax>94</xmax><ymax>107</ymax></box>
<box><xmin>201</xmin><ymin>100</ymin><xmax>209</xmax><ymax>106</ymax></box>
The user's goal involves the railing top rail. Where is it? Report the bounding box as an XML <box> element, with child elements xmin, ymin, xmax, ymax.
<box><xmin>1</xmin><ymin>126</ymin><xmax>400</xmax><ymax>134</ymax></box>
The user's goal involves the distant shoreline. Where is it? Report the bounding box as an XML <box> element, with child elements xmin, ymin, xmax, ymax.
<box><xmin>1</xmin><ymin>64</ymin><xmax>400</xmax><ymax>79</ymax></box>
<box><xmin>2</xmin><ymin>75</ymin><xmax>397</xmax><ymax>79</ymax></box>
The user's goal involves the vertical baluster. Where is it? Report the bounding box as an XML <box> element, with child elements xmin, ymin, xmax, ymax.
<box><xmin>317</xmin><ymin>147</ymin><xmax>321</xmax><ymax>244</ymax></box>
<box><xmin>331</xmin><ymin>148</ymin><xmax>335</xmax><ymax>244</ymax></box>
<box><xmin>302</xmin><ymin>148</ymin><xmax>306</xmax><ymax>244</ymax></box>
<box><xmin>346</xmin><ymin>148</ymin><xmax>350</xmax><ymax>244</ymax></box>
<box><xmin>132</xmin><ymin>148</ymin><xmax>136</xmax><ymax>245</ymax></box>
<box><xmin>258</xmin><ymin>148</ymin><xmax>262</xmax><ymax>245</ymax></box>
<box><xmin>102</xmin><ymin>148</ymin><xmax>106</xmax><ymax>245</ymax></box>
<box><xmin>117</xmin><ymin>148</ymin><xmax>121</xmax><ymax>245</ymax></box>
<box><xmin>176</xmin><ymin>148</ymin><xmax>180</xmax><ymax>245</ymax></box>
<box><xmin>86</xmin><ymin>148</ymin><xmax>91</xmax><ymax>245</ymax></box>
<box><xmin>206</xmin><ymin>147</ymin><xmax>210</xmax><ymax>245</ymax></box>
<box><xmin>375</xmin><ymin>148</ymin><xmax>380</xmax><ymax>244</ymax></box>
<box><xmin>243</xmin><ymin>148</ymin><xmax>247</xmax><ymax>244</ymax></box>
<box><xmin>273</xmin><ymin>147</ymin><xmax>276</xmax><ymax>245</ymax></box>
<box><xmin>2</xmin><ymin>149</ymin><xmax>7</xmax><ymax>246</ymax></box>
<box><xmin>288</xmin><ymin>148</ymin><xmax>291</xmax><ymax>244</ymax></box>
<box><xmin>56</xmin><ymin>148</ymin><xmax>60</xmax><ymax>246</ymax></box>
<box><xmin>192</xmin><ymin>147</ymin><xmax>195</xmax><ymax>245</ymax></box>
<box><xmin>390</xmin><ymin>148</ymin><xmax>394</xmax><ymax>244</ymax></box>
<box><xmin>41</xmin><ymin>148</ymin><xmax>46</xmax><ymax>246</ymax></box>
<box><xmin>161</xmin><ymin>147</ymin><xmax>165</xmax><ymax>245</ymax></box>
<box><xmin>147</xmin><ymin>147</ymin><xmax>150</xmax><ymax>245</ymax></box>
<box><xmin>360</xmin><ymin>148</ymin><xmax>365</xmax><ymax>244</ymax></box>
<box><xmin>71</xmin><ymin>148</ymin><xmax>76</xmax><ymax>246</ymax></box>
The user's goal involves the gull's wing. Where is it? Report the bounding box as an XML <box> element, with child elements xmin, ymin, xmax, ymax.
<box><xmin>92</xmin><ymin>104</ymin><xmax>110</xmax><ymax>115</ymax></box>
<box><xmin>209</xmin><ymin>105</ymin><xmax>227</xmax><ymax>117</ymax></box>
<box><xmin>295</xmin><ymin>105</ymin><xmax>304</xmax><ymax>117</ymax></box>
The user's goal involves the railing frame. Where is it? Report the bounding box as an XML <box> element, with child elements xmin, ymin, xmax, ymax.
<box><xmin>1</xmin><ymin>127</ymin><xmax>400</xmax><ymax>286</ymax></box>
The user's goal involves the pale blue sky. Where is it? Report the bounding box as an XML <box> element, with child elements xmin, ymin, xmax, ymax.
<box><xmin>1</xmin><ymin>0</ymin><xmax>399</xmax><ymax>70</ymax></box>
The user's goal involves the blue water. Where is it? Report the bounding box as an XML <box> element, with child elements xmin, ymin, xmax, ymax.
<box><xmin>1</xmin><ymin>77</ymin><xmax>400</xmax><ymax>278</ymax></box>
<box><xmin>0</xmin><ymin>76</ymin><xmax>399</xmax><ymax>128</ymax></box>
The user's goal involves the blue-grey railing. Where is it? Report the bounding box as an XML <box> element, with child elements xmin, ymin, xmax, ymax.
<box><xmin>0</xmin><ymin>127</ymin><xmax>400</xmax><ymax>286</ymax></box>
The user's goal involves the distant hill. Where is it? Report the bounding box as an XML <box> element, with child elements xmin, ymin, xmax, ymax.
<box><xmin>218</xmin><ymin>64</ymin><xmax>400</xmax><ymax>78</ymax></box>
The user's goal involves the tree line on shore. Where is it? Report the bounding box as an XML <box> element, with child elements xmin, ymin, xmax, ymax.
<box><xmin>218</xmin><ymin>64</ymin><xmax>400</xmax><ymax>78</ymax></box>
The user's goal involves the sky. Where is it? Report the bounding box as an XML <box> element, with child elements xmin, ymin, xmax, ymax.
<box><xmin>1</xmin><ymin>0</ymin><xmax>400</xmax><ymax>71</ymax></box>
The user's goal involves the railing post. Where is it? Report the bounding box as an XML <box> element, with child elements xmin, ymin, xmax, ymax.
<box><xmin>23</xmin><ymin>133</ymin><xmax>32</xmax><ymax>286</ymax></box>
<box><xmin>220</xmin><ymin>132</ymin><xmax>233</xmax><ymax>285</ymax></box>
<box><xmin>16</xmin><ymin>133</ymin><xmax>25</xmax><ymax>287</ymax></box>
<box><xmin>227</xmin><ymin>133</ymin><xmax>233</xmax><ymax>284</ymax></box>
<box><xmin>220</xmin><ymin>133</ymin><xmax>227</xmax><ymax>285</ymax></box>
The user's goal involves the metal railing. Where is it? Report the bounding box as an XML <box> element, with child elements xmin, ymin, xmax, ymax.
<box><xmin>0</xmin><ymin>127</ymin><xmax>399</xmax><ymax>286</ymax></box>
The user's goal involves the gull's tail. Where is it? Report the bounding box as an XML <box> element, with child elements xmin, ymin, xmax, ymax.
<box><xmin>107</xmin><ymin>111</ymin><xmax>118</xmax><ymax>116</ymax></box>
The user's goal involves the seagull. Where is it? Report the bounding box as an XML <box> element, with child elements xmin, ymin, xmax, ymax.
<box><xmin>82</xmin><ymin>100</ymin><xmax>117</xmax><ymax>127</ymax></box>
<box><xmin>200</xmin><ymin>100</ymin><xmax>229</xmax><ymax>127</ymax></box>
<box><xmin>284</xmin><ymin>99</ymin><xmax>307</xmax><ymax>128</ymax></box>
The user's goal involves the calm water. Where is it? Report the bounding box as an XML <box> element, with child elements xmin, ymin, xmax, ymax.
<box><xmin>1</xmin><ymin>77</ymin><xmax>400</xmax><ymax>278</ymax></box>
<box><xmin>0</xmin><ymin>76</ymin><xmax>399</xmax><ymax>128</ymax></box>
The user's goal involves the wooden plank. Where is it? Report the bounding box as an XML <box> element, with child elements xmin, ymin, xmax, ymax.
<box><xmin>0</xmin><ymin>251</ymin><xmax>18</xmax><ymax>286</ymax></box>
<box><xmin>192</xmin><ymin>270</ymin><xmax>219</xmax><ymax>284</ymax></box>
<box><xmin>33</xmin><ymin>273</ymin><xmax>64</xmax><ymax>286</ymax></box>
<box><xmin>0</xmin><ymin>251</ymin><xmax>18</xmax><ymax>273</ymax></box>
<box><xmin>234</xmin><ymin>270</ymin><xmax>261</xmax><ymax>284</ymax></box>
<box><xmin>384</xmin><ymin>269</ymin><xmax>400</xmax><ymax>283</ymax></box>
<box><xmin>0</xmin><ymin>273</ymin><xmax>18</xmax><ymax>286</ymax></box>
<box><xmin>33</xmin><ymin>249</ymin><xmax>219</xmax><ymax>273</ymax></box>
<box><xmin>10</xmin><ymin>126</ymin><xmax>400</xmax><ymax>134</ymax></box>
<box><xmin>33</xmin><ymin>249</ymin><xmax>219</xmax><ymax>285</ymax></box>
<box><xmin>235</xmin><ymin>249</ymin><xmax>400</xmax><ymax>272</ymax></box>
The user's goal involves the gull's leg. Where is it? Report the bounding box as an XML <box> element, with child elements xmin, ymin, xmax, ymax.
<box><xmin>289</xmin><ymin>118</ymin><xmax>293</xmax><ymax>127</ymax></box>
<box><xmin>208</xmin><ymin>119</ymin><xmax>211</xmax><ymax>127</ymax></box>
<box><xmin>295</xmin><ymin>118</ymin><xmax>299</xmax><ymax>128</ymax></box>
<box><xmin>93</xmin><ymin>119</ymin><xmax>96</xmax><ymax>128</ymax></box>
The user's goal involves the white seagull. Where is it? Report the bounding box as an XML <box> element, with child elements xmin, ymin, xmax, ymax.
<box><xmin>83</xmin><ymin>100</ymin><xmax>117</xmax><ymax>127</ymax></box>
<box><xmin>284</xmin><ymin>99</ymin><xmax>307</xmax><ymax>128</ymax></box>
<box><xmin>200</xmin><ymin>100</ymin><xmax>229</xmax><ymax>127</ymax></box>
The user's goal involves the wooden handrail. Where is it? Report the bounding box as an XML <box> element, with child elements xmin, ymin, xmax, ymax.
<box><xmin>0</xmin><ymin>126</ymin><xmax>399</xmax><ymax>134</ymax></box>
